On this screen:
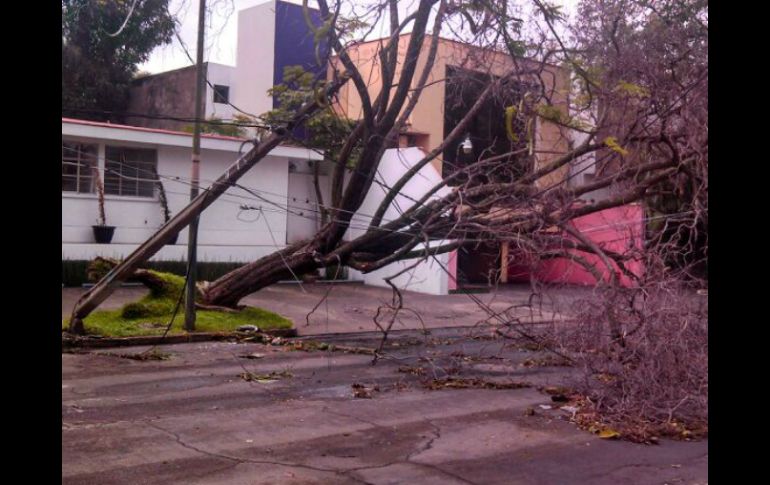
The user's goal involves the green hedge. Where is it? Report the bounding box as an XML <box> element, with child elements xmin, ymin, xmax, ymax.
<box><xmin>62</xmin><ymin>260</ymin><xmax>245</xmax><ymax>287</ymax></box>
<box><xmin>62</xmin><ymin>259</ymin><xmax>351</xmax><ymax>287</ymax></box>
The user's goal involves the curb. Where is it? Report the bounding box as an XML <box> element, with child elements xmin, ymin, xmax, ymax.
<box><xmin>61</xmin><ymin>328</ymin><xmax>297</xmax><ymax>349</ymax></box>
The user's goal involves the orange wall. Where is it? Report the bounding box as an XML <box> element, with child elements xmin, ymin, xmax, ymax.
<box><xmin>330</xmin><ymin>34</ymin><xmax>572</xmax><ymax>184</ymax></box>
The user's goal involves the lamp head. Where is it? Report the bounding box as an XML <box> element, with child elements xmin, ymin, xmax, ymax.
<box><xmin>461</xmin><ymin>135</ymin><xmax>473</xmax><ymax>154</ymax></box>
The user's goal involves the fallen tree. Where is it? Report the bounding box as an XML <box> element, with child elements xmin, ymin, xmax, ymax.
<box><xmin>71</xmin><ymin>0</ymin><xmax>707</xmax><ymax>439</ymax></box>
<box><xmin>196</xmin><ymin>0</ymin><xmax>706</xmax><ymax>308</ymax></box>
<box><xmin>74</xmin><ymin>0</ymin><xmax>707</xmax><ymax>339</ymax></box>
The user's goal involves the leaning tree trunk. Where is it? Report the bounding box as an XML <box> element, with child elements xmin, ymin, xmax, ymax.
<box><xmin>200</xmin><ymin>241</ymin><xmax>321</xmax><ymax>307</ymax></box>
<box><xmin>87</xmin><ymin>257</ymin><xmax>191</xmax><ymax>296</ymax></box>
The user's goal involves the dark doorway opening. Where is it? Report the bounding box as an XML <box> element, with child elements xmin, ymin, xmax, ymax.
<box><xmin>442</xmin><ymin>65</ymin><xmax>533</xmax><ymax>187</ymax></box>
<box><xmin>457</xmin><ymin>242</ymin><xmax>501</xmax><ymax>286</ymax></box>
<box><xmin>443</xmin><ymin>66</ymin><xmax>533</xmax><ymax>288</ymax></box>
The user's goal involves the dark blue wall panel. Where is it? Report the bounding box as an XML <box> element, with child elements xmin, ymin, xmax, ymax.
<box><xmin>273</xmin><ymin>1</ymin><xmax>329</xmax><ymax>108</ymax></box>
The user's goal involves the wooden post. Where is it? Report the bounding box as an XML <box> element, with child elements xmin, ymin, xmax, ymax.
<box><xmin>185</xmin><ymin>0</ymin><xmax>207</xmax><ymax>331</ymax></box>
<box><xmin>500</xmin><ymin>241</ymin><xmax>509</xmax><ymax>284</ymax></box>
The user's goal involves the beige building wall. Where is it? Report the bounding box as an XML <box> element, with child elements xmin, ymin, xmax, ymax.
<box><xmin>127</xmin><ymin>63</ymin><xmax>237</xmax><ymax>132</ymax></box>
<box><xmin>330</xmin><ymin>34</ymin><xmax>572</xmax><ymax>187</ymax></box>
<box><xmin>127</xmin><ymin>65</ymin><xmax>197</xmax><ymax>132</ymax></box>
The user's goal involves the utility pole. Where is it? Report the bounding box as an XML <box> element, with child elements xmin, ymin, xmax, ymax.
<box><xmin>186</xmin><ymin>0</ymin><xmax>207</xmax><ymax>331</ymax></box>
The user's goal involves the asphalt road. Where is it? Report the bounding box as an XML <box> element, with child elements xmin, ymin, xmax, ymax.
<box><xmin>62</xmin><ymin>328</ymin><xmax>707</xmax><ymax>484</ymax></box>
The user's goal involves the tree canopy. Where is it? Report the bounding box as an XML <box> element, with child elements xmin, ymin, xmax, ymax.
<box><xmin>62</xmin><ymin>0</ymin><xmax>176</xmax><ymax>121</ymax></box>
<box><xmin>264</xmin><ymin>65</ymin><xmax>361</xmax><ymax>162</ymax></box>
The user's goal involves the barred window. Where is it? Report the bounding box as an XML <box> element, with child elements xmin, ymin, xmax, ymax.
<box><xmin>62</xmin><ymin>142</ymin><xmax>98</xmax><ymax>193</ymax></box>
<box><xmin>104</xmin><ymin>146</ymin><xmax>157</xmax><ymax>197</ymax></box>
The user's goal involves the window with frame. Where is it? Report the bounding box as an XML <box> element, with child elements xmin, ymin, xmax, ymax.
<box><xmin>104</xmin><ymin>146</ymin><xmax>157</xmax><ymax>197</ymax></box>
<box><xmin>62</xmin><ymin>142</ymin><xmax>98</xmax><ymax>193</ymax></box>
<box><xmin>213</xmin><ymin>84</ymin><xmax>230</xmax><ymax>104</ymax></box>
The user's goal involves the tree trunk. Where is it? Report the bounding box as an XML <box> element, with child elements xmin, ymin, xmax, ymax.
<box><xmin>87</xmin><ymin>257</ymin><xmax>197</xmax><ymax>298</ymax></box>
<box><xmin>201</xmin><ymin>241</ymin><xmax>320</xmax><ymax>307</ymax></box>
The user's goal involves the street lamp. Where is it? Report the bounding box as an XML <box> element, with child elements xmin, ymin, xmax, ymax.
<box><xmin>461</xmin><ymin>135</ymin><xmax>473</xmax><ymax>154</ymax></box>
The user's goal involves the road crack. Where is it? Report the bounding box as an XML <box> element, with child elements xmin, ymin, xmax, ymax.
<box><xmin>341</xmin><ymin>417</ymin><xmax>478</xmax><ymax>485</ymax></box>
<box><xmin>142</xmin><ymin>420</ymin><xmax>370</xmax><ymax>484</ymax></box>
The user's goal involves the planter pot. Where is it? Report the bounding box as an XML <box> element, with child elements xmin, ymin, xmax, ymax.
<box><xmin>92</xmin><ymin>225</ymin><xmax>116</xmax><ymax>244</ymax></box>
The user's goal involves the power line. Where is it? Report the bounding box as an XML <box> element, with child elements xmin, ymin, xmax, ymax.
<box><xmin>61</xmin><ymin>144</ymin><xmax>417</xmax><ymax>224</ymax></box>
<box><xmin>63</xmin><ymin>147</ymin><xmax>694</xmax><ymax>242</ymax></box>
<box><xmin>63</xmin><ymin>145</ymin><xmax>689</xmax><ymax>254</ymax></box>
<box><xmin>259</xmin><ymin>207</ymin><xmax>307</xmax><ymax>292</ymax></box>
<box><xmin>61</xmin><ymin>151</ymin><xmax>399</xmax><ymax>224</ymax></box>
<box><xmin>62</xmin><ymin>108</ymin><xmax>269</xmax><ymax>128</ymax></box>
<box><xmin>104</xmin><ymin>0</ymin><xmax>140</xmax><ymax>37</ymax></box>
<box><xmin>65</xmin><ymin>146</ymin><xmax>692</xmax><ymax>235</ymax></box>
<box><xmin>172</xmin><ymin>29</ymin><xmax>262</xmax><ymax>120</ymax></box>
<box><xmin>63</xmin><ymin>158</ymin><xmax>414</xmax><ymax>237</ymax></box>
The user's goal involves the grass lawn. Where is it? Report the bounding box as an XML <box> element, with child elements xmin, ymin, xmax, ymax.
<box><xmin>63</xmin><ymin>306</ymin><xmax>292</xmax><ymax>338</ymax></box>
<box><xmin>62</xmin><ymin>269</ymin><xmax>293</xmax><ymax>337</ymax></box>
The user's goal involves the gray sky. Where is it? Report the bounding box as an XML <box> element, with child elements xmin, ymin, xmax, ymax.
<box><xmin>140</xmin><ymin>0</ymin><xmax>579</xmax><ymax>74</ymax></box>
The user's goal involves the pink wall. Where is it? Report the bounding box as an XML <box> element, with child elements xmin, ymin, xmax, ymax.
<box><xmin>447</xmin><ymin>203</ymin><xmax>644</xmax><ymax>291</ymax></box>
<box><xmin>508</xmin><ymin>203</ymin><xmax>644</xmax><ymax>287</ymax></box>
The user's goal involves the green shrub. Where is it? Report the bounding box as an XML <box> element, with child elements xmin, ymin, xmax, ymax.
<box><xmin>62</xmin><ymin>260</ymin><xmax>245</xmax><ymax>287</ymax></box>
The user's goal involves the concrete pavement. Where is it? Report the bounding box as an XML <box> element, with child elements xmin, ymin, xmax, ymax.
<box><xmin>62</xmin><ymin>282</ymin><xmax>591</xmax><ymax>335</ymax></box>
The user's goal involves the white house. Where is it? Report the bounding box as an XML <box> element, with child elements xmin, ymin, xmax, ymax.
<box><xmin>62</xmin><ymin>117</ymin><xmax>325</xmax><ymax>264</ymax></box>
<box><xmin>62</xmin><ymin>118</ymin><xmax>455</xmax><ymax>294</ymax></box>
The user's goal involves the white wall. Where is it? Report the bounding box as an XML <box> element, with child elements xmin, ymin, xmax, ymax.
<box><xmin>62</xmin><ymin>138</ymin><xmax>294</xmax><ymax>263</ymax></box>
<box><xmin>346</xmin><ymin>147</ymin><xmax>454</xmax><ymax>295</ymax></box>
<box><xmin>361</xmin><ymin>251</ymin><xmax>451</xmax><ymax>295</ymax></box>
<box><xmin>568</xmin><ymin>101</ymin><xmax>610</xmax><ymax>202</ymax></box>
<box><xmin>570</xmin><ymin>129</ymin><xmax>610</xmax><ymax>202</ymax></box>
<box><xmin>285</xmin><ymin>160</ymin><xmax>332</xmax><ymax>244</ymax></box>
<box><xmin>232</xmin><ymin>0</ymin><xmax>277</xmax><ymax>133</ymax></box>
<box><xmin>206</xmin><ymin>63</ymin><xmax>237</xmax><ymax>121</ymax></box>
<box><xmin>345</xmin><ymin>148</ymin><xmax>451</xmax><ymax>239</ymax></box>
